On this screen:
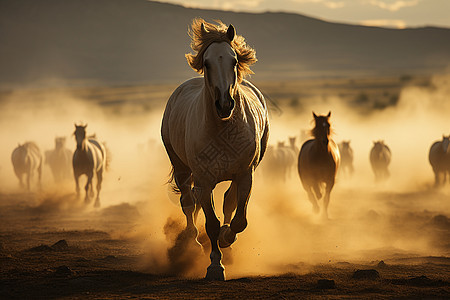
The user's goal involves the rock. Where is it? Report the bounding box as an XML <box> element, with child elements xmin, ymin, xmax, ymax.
<box><xmin>27</xmin><ymin>244</ymin><xmax>54</xmax><ymax>252</ymax></box>
<box><xmin>102</xmin><ymin>255</ymin><xmax>118</xmax><ymax>262</ymax></box>
<box><xmin>317</xmin><ymin>279</ymin><xmax>336</xmax><ymax>289</ymax></box>
<box><xmin>377</xmin><ymin>260</ymin><xmax>387</xmax><ymax>268</ymax></box>
<box><xmin>352</xmin><ymin>269</ymin><xmax>380</xmax><ymax>280</ymax></box>
<box><xmin>51</xmin><ymin>240</ymin><xmax>69</xmax><ymax>251</ymax></box>
<box><xmin>54</xmin><ymin>265</ymin><xmax>73</xmax><ymax>277</ymax></box>
<box><xmin>408</xmin><ymin>275</ymin><xmax>434</xmax><ymax>286</ymax></box>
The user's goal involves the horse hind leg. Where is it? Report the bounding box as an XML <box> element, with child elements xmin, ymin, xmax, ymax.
<box><xmin>172</xmin><ymin>171</ymin><xmax>198</xmax><ymax>238</ymax></box>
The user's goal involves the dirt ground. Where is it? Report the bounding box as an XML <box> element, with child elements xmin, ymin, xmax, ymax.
<box><xmin>0</xmin><ymin>186</ymin><xmax>449</xmax><ymax>299</ymax></box>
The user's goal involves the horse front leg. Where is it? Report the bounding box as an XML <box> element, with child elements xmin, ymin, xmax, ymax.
<box><xmin>74</xmin><ymin>173</ymin><xmax>81</xmax><ymax>199</ymax></box>
<box><xmin>219</xmin><ymin>172</ymin><xmax>252</xmax><ymax>249</ymax></box>
<box><xmin>194</xmin><ymin>184</ymin><xmax>224</xmax><ymax>280</ymax></box>
<box><xmin>94</xmin><ymin>169</ymin><xmax>103</xmax><ymax>208</ymax></box>
<box><xmin>85</xmin><ymin>172</ymin><xmax>93</xmax><ymax>204</ymax></box>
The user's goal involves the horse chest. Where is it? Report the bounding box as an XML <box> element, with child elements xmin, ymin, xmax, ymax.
<box><xmin>191</xmin><ymin>123</ymin><xmax>258</xmax><ymax>182</ymax></box>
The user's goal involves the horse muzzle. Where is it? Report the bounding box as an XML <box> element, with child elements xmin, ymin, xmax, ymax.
<box><xmin>215</xmin><ymin>97</ymin><xmax>235</xmax><ymax>120</ymax></box>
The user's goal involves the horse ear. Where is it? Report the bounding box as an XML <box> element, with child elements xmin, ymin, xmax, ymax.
<box><xmin>313</xmin><ymin>111</ymin><xmax>318</xmax><ymax>119</ymax></box>
<box><xmin>327</xmin><ymin>111</ymin><xmax>331</xmax><ymax>118</ymax></box>
<box><xmin>201</xmin><ymin>23</ymin><xmax>208</xmax><ymax>34</ymax></box>
<box><xmin>226</xmin><ymin>24</ymin><xmax>235</xmax><ymax>41</ymax></box>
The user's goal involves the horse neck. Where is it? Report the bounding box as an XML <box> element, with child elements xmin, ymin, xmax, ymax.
<box><xmin>313</xmin><ymin>133</ymin><xmax>330</xmax><ymax>151</ymax></box>
<box><xmin>78</xmin><ymin>138</ymin><xmax>89</xmax><ymax>153</ymax></box>
<box><xmin>201</xmin><ymin>84</ymin><xmax>241</xmax><ymax>127</ymax></box>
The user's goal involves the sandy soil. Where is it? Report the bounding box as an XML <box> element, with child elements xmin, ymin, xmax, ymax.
<box><xmin>0</xmin><ymin>187</ymin><xmax>448</xmax><ymax>299</ymax></box>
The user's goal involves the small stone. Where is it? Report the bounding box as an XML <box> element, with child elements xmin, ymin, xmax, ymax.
<box><xmin>352</xmin><ymin>269</ymin><xmax>380</xmax><ymax>280</ymax></box>
<box><xmin>377</xmin><ymin>260</ymin><xmax>387</xmax><ymax>268</ymax></box>
<box><xmin>54</xmin><ymin>265</ymin><xmax>73</xmax><ymax>277</ymax></box>
<box><xmin>317</xmin><ymin>279</ymin><xmax>336</xmax><ymax>289</ymax></box>
<box><xmin>51</xmin><ymin>240</ymin><xmax>69</xmax><ymax>251</ymax></box>
<box><xmin>27</xmin><ymin>244</ymin><xmax>53</xmax><ymax>252</ymax></box>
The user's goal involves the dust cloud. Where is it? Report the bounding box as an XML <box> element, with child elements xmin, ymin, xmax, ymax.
<box><xmin>0</xmin><ymin>74</ymin><xmax>449</xmax><ymax>279</ymax></box>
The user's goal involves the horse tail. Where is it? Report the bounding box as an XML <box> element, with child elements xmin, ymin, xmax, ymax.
<box><xmin>168</xmin><ymin>166</ymin><xmax>181</xmax><ymax>194</ymax></box>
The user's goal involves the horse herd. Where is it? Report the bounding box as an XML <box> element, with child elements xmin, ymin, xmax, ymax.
<box><xmin>8</xmin><ymin>18</ymin><xmax>450</xmax><ymax>281</ymax></box>
<box><xmin>11</xmin><ymin>124</ymin><xmax>108</xmax><ymax>207</ymax></box>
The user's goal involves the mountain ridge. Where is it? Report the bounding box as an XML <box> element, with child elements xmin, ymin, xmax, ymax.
<box><xmin>1</xmin><ymin>0</ymin><xmax>449</xmax><ymax>87</ymax></box>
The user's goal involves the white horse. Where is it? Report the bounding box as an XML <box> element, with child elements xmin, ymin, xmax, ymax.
<box><xmin>161</xmin><ymin>19</ymin><xmax>269</xmax><ymax>280</ymax></box>
<box><xmin>72</xmin><ymin>124</ymin><xmax>107</xmax><ymax>207</ymax></box>
<box><xmin>429</xmin><ymin>135</ymin><xmax>450</xmax><ymax>187</ymax></box>
<box><xmin>11</xmin><ymin>142</ymin><xmax>42</xmax><ymax>190</ymax></box>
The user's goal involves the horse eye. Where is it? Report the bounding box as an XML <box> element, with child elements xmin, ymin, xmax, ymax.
<box><xmin>204</xmin><ymin>60</ymin><xmax>210</xmax><ymax>69</ymax></box>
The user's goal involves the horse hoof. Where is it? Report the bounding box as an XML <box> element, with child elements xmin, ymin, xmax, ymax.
<box><xmin>219</xmin><ymin>225</ymin><xmax>236</xmax><ymax>248</ymax></box>
<box><xmin>205</xmin><ymin>264</ymin><xmax>225</xmax><ymax>281</ymax></box>
<box><xmin>94</xmin><ymin>200</ymin><xmax>100</xmax><ymax>208</ymax></box>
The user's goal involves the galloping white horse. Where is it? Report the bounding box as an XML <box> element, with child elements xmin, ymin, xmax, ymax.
<box><xmin>161</xmin><ymin>18</ymin><xmax>269</xmax><ymax>280</ymax></box>
<box><xmin>11</xmin><ymin>142</ymin><xmax>42</xmax><ymax>190</ymax></box>
<box><xmin>72</xmin><ymin>124</ymin><xmax>107</xmax><ymax>207</ymax></box>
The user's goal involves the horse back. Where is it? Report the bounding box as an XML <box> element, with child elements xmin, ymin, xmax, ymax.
<box><xmin>161</xmin><ymin>78</ymin><xmax>203</xmax><ymax>162</ymax></box>
<box><xmin>429</xmin><ymin>141</ymin><xmax>450</xmax><ymax>169</ymax></box>
<box><xmin>239</xmin><ymin>79</ymin><xmax>269</xmax><ymax>165</ymax></box>
<box><xmin>370</xmin><ymin>145</ymin><xmax>391</xmax><ymax>167</ymax></box>
<box><xmin>88</xmin><ymin>139</ymin><xmax>106</xmax><ymax>170</ymax></box>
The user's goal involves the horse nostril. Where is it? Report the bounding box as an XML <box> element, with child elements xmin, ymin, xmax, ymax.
<box><xmin>215</xmin><ymin>99</ymin><xmax>221</xmax><ymax>110</ymax></box>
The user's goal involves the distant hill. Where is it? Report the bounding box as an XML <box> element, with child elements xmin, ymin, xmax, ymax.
<box><xmin>1</xmin><ymin>0</ymin><xmax>450</xmax><ymax>87</ymax></box>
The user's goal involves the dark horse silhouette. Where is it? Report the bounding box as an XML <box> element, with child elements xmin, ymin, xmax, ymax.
<box><xmin>370</xmin><ymin>140</ymin><xmax>391</xmax><ymax>182</ymax></box>
<box><xmin>298</xmin><ymin>112</ymin><xmax>340</xmax><ymax>219</ymax></box>
<box><xmin>339</xmin><ymin>140</ymin><xmax>354</xmax><ymax>177</ymax></box>
<box><xmin>429</xmin><ymin>135</ymin><xmax>450</xmax><ymax>187</ymax></box>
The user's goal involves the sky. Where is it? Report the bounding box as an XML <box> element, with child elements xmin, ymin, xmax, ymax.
<box><xmin>156</xmin><ymin>0</ymin><xmax>450</xmax><ymax>29</ymax></box>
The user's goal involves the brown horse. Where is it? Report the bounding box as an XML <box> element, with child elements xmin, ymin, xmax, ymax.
<box><xmin>338</xmin><ymin>140</ymin><xmax>354</xmax><ymax>177</ymax></box>
<box><xmin>369</xmin><ymin>140</ymin><xmax>391</xmax><ymax>182</ymax></box>
<box><xmin>161</xmin><ymin>19</ymin><xmax>269</xmax><ymax>280</ymax></box>
<box><xmin>429</xmin><ymin>135</ymin><xmax>450</xmax><ymax>187</ymax></box>
<box><xmin>298</xmin><ymin>112</ymin><xmax>340</xmax><ymax>219</ymax></box>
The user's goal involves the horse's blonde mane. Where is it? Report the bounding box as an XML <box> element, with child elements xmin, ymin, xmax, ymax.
<box><xmin>185</xmin><ymin>18</ymin><xmax>257</xmax><ymax>83</ymax></box>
